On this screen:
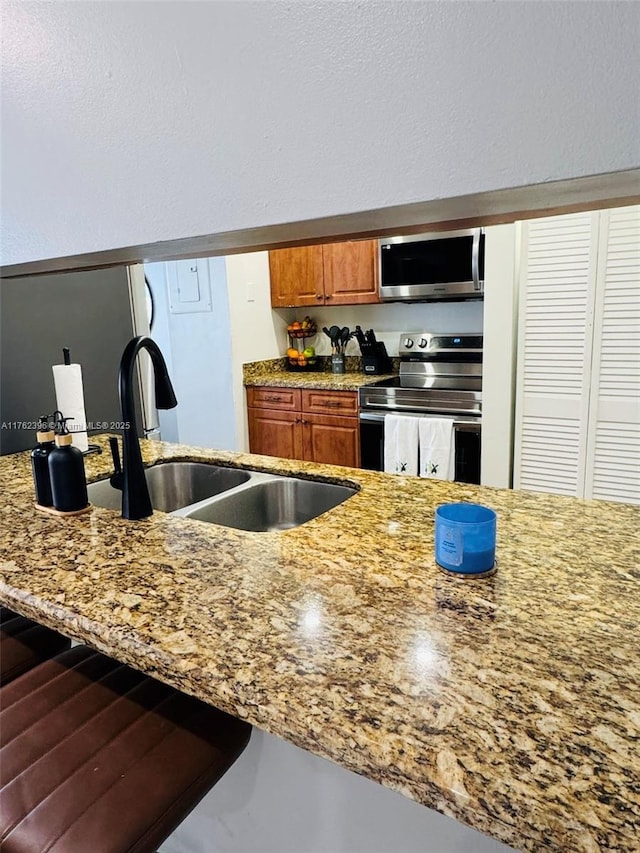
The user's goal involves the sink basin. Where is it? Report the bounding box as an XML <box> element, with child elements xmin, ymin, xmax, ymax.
<box><xmin>89</xmin><ymin>459</ymin><xmax>356</xmax><ymax>531</ymax></box>
<box><xmin>179</xmin><ymin>477</ymin><xmax>356</xmax><ymax>532</ymax></box>
<box><xmin>87</xmin><ymin>462</ymin><xmax>251</xmax><ymax>513</ymax></box>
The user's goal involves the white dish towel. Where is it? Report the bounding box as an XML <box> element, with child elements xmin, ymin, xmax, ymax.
<box><xmin>384</xmin><ymin>414</ymin><xmax>420</xmax><ymax>476</ymax></box>
<box><xmin>419</xmin><ymin>417</ymin><xmax>455</xmax><ymax>480</ymax></box>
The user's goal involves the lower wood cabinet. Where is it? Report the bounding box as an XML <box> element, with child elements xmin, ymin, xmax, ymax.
<box><xmin>302</xmin><ymin>412</ymin><xmax>360</xmax><ymax>468</ymax></box>
<box><xmin>247</xmin><ymin>407</ymin><xmax>303</xmax><ymax>460</ymax></box>
<box><xmin>246</xmin><ymin>386</ymin><xmax>360</xmax><ymax>468</ymax></box>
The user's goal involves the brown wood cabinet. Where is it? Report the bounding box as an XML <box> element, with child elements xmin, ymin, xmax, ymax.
<box><xmin>269</xmin><ymin>240</ymin><xmax>378</xmax><ymax>307</ymax></box>
<box><xmin>301</xmin><ymin>389</ymin><xmax>358</xmax><ymax>416</ymax></box>
<box><xmin>246</xmin><ymin>386</ymin><xmax>360</xmax><ymax>468</ymax></box>
<box><xmin>247</xmin><ymin>408</ymin><xmax>303</xmax><ymax>460</ymax></box>
<box><xmin>245</xmin><ymin>386</ymin><xmax>301</xmax><ymax>411</ymax></box>
<box><xmin>302</xmin><ymin>413</ymin><xmax>360</xmax><ymax>468</ymax></box>
<box><xmin>268</xmin><ymin>246</ymin><xmax>323</xmax><ymax>308</ymax></box>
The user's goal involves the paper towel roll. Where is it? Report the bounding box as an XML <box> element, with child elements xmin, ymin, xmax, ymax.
<box><xmin>52</xmin><ymin>362</ymin><xmax>89</xmax><ymax>452</ymax></box>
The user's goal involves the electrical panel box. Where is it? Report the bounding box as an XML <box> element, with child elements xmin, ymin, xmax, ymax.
<box><xmin>167</xmin><ymin>260</ymin><xmax>212</xmax><ymax>314</ymax></box>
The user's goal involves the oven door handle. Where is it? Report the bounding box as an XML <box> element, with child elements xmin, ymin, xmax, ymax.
<box><xmin>359</xmin><ymin>411</ymin><xmax>482</xmax><ymax>430</ymax></box>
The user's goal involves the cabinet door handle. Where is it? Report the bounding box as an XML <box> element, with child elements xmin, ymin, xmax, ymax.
<box><xmin>315</xmin><ymin>294</ymin><xmax>323</xmax><ymax>300</ymax></box>
<box><xmin>325</xmin><ymin>293</ymin><xmax>333</xmax><ymax>299</ymax></box>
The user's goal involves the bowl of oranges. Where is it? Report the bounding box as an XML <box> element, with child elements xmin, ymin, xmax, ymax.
<box><xmin>287</xmin><ymin>346</ymin><xmax>317</xmax><ymax>370</ymax></box>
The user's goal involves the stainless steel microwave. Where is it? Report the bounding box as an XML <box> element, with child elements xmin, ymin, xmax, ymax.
<box><xmin>378</xmin><ymin>228</ymin><xmax>485</xmax><ymax>301</ymax></box>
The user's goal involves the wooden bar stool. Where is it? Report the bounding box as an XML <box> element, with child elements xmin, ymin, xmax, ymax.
<box><xmin>0</xmin><ymin>645</ymin><xmax>252</xmax><ymax>852</ymax></box>
<box><xmin>0</xmin><ymin>607</ymin><xmax>71</xmax><ymax>686</ymax></box>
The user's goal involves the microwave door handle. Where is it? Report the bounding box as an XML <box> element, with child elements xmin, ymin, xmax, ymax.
<box><xmin>472</xmin><ymin>230</ymin><xmax>481</xmax><ymax>291</ymax></box>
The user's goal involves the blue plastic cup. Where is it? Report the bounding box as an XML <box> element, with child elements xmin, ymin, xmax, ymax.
<box><xmin>435</xmin><ymin>503</ymin><xmax>497</xmax><ymax>576</ymax></box>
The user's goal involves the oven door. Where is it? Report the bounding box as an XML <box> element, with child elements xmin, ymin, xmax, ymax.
<box><xmin>359</xmin><ymin>412</ymin><xmax>481</xmax><ymax>484</ymax></box>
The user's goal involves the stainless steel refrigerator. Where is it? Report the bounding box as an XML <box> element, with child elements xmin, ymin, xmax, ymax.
<box><xmin>0</xmin><ymin>265</ymin><xmax>150</xmax><ymax>455</ymax></box>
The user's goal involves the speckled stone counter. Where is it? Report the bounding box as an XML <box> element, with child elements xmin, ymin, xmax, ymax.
<box><xmin>243</xmin><ymin>357</ymin><xmax>397</xmax><ymax>391</ymax></box>
<box><xmin>1</xmin><ymin>437</ymin><xmax>639</xmax><ymax>853</ymax></box>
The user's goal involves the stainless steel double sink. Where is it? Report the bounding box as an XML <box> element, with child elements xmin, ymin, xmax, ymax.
<box><xmin>87</xmin><ymin>462</ymin><xmax>356</xmax><ymax>532</ymax></box>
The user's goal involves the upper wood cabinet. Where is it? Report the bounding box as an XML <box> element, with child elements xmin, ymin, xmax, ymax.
<box><xmin>322</xmin><ymin>240</ymin><xmax>379</xmax><ymax>305</ymax></box>
<box><xmin>269</xmin><ymin>240</ymin><xmax>379</xmax><ymax>307</ymax></box>
<box><xmin>269</xmin><ymin>246</ymin><xmax>324</xmax><ymax>307</ymax></box>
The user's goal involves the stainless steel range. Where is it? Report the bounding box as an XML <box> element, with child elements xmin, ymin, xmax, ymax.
<box><xmin>358</xmin><ymin>332</ymin><xmax>482</xmax><ymax>483</ymax></box>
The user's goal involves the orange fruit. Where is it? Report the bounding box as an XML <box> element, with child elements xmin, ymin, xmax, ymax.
<box><xmin>287</xmin><ymin>347</ymin><xmax>299</xmax><ymax>359</ymax></box>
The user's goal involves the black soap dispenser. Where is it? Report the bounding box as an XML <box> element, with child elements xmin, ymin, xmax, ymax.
<box><xmin>31</xmin><ymin>415</ymin><xmax>56</xmax><ymax>507</ymax></box>
<box><xmin>48</xmin><ymin>417</ymin><xmax>89</xmax><ymax>513</ymax></box>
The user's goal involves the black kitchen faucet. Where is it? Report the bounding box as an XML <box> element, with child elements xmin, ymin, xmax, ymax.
<box><xmin>114</xmin><ymin>336</ymin><xmax>177</xmax><ymax>520</ymax></box>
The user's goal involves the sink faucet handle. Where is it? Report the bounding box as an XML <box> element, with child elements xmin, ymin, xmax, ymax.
<box><xmin>109</xmin><ymin>437</ymin><xmax>123</xmax><ymax>490</ymax></box>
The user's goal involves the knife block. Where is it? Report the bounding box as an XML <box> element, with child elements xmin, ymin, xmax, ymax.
<box><xmin>361</xmin><ymin>342</ymin><xmax>392</xmax><ymax>374</ymax></box>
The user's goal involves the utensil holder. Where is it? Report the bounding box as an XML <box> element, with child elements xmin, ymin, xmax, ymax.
<box><xmin>331</xmin><ymin>354</ymin><xmax>345</xmax><ymax>374</ymax></box>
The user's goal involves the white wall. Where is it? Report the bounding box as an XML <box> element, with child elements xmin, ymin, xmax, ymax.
<box><xmin>481</xmin><ymin>225</ymin><xmax>519</xmax><ymax>488</ymax></box>
<box><xmin>146</xmin><ymin>258</ymin><xmax>237</xmax><ymax>450</ymax></box>
<box><xmin>225</xmin><ymin>252</ymin><xmax>288</xmax><ymax>450</ymax></box>
<box><xmin>2</xmin><ymin>1</ymin><xmax>639</xmax><ymax>267</ymax></box>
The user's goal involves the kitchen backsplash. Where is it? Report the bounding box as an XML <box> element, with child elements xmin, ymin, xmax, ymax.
<box><xmin>275</xmin><ymin>299</ymin><xmax>484</xmax><ymax>356</ymax></box>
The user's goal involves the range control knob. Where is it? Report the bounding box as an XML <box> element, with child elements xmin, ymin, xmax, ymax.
<box><xmin>418</xmin><ymin>338</ymin><xmax>428</xmax><ymax>348</ymax></box>
<box><xmin>404</xmin><ymin>338</ymin><xmax>414</xmax><ymax>348</ymax></box>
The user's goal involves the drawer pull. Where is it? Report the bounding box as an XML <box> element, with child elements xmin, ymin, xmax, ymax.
<box><xmin>322</xmin><ymin>401</ymin><xmax>343</xmax><ymax>408</ymax></box>
<box><xmin>264</xmin><ymin>395</ymin><xmax>283</xmax><ymax>403</ymax></box>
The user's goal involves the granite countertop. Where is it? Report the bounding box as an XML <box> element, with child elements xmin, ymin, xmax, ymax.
<box><xmin>243</xmin><ymin>357</ymin><xmax>397</xmax><ymax>391</ymax></box>
<box><xmin>1</xmin><ymin>436</ymin><xmax>639</xmax><ymax>852</ymax></box>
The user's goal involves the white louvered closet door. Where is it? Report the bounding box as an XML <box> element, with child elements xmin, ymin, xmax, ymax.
<box><xmin>513</xmin><ymin>212</ymin><xmax>599</xmax><ymax>496</ymax></box>
<box><xmin>584</xmin><ymin>207</ymin><xmax>640</xmax><ymax>504</ymax></box>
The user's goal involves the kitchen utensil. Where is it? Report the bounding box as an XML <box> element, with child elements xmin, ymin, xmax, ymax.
<box><xmin>324</xmin><ymin>325</ymin><xmax>340</xmax><ymax>354</ymax></box>
<box><xmin>323</xmin><ymin>326</ymin><xmax>337</xmax><ymax>354</ymax></box>
<box><xmin>354</xmin><ymin>326</ymin><xmax>366</xmax><ymax>346</ymax></box>
<box><xmin>340</xmin><ymin>327</ymin><xmax>351</xmax><ymax>352</ymax></box>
